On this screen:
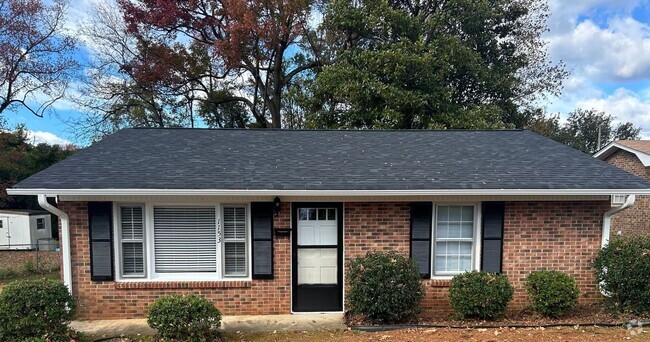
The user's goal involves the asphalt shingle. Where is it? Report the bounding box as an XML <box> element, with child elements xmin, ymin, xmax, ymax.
<box><xmin>12</xmin><ymin>128</ymin><xmax>650</xmax><ymax>190</ymax></box>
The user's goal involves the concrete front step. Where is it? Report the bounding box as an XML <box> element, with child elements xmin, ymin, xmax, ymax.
<box><xmin>71</xmin><ymin>313</ymin><xmax>345</xmax><ymax>336</ymax></box>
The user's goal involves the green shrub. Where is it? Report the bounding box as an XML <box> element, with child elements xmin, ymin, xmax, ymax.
<box><xmin>526</xmin><ymin>270</ymin><xmax>579</xmax><ymax>318</ymax></box>
<box><xmin>593</xmin><ymin>234</ymin><xmax>650</xmax><ymax>314</ymax></box>
<box><xmin>147</xmin><ymin>294</ymin><xmax>221</xmax><ymax>341</ymax></box>
<box><xmin>449</xmin><ymin>271</ymin><xmax>514</xmax><ymax>320</ymax></box>
<box><xmin>0</xmin><ymin>278</ymin><xmax>76</xmax><ymax>341</ymax></box>
<box><xmin>347</xmin><ymin>251</ymin><xmax>425</xmax><ymax>323</ymax></box>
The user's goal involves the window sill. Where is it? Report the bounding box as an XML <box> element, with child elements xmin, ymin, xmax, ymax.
<box><xmin>114</xmin><ymin>280</ymin><xmax>252</xmax><ymax>290</ymax></box>
<box><xmin>428</xmin><ymin>279</ymin><xmax>452</xmax><ymax>287</ymax></box>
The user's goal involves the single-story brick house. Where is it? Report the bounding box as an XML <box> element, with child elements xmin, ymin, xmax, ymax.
<box><xmin>8</xmin><ymin>129</ymin><xmax>650</xmax><ymax>320</ymax></box>
<box><xmin>595</xmin><ymin>140</ymin><xmax>650</xmax><ymax>236</ymax></box>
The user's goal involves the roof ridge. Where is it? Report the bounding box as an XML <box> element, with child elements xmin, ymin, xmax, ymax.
<box><xmin>127</xmin><ymin>127</ymin><xmax>526</xmax><ymax>132</ymax></box>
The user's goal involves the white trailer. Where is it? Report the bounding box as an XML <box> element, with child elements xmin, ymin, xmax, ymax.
<box><xmin>0</xmin><ymin>209</ymin><xmax>56</xmax><ymax>250</ymax></box>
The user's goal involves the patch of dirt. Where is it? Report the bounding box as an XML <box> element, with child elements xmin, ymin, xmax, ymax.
<box><xmin>222</xmin><ymin>326</ymin><xmax>650</xmax><ymax>341</ymax></box>
<box><xmin>346</xmin><ymin>303</ymin><xmax>650</xmax><ymax>328</ymax></box>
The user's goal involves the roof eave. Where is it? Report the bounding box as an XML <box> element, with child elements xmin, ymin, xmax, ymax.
<box><xmin>7</xmin><ymin>188</ymin><xmax>650</xmax><ymax>197</ymax></box>
<box><xmin>594</xmin><ymin>142</ymin><xmax>650</xmax><ymax>167</ymax></box>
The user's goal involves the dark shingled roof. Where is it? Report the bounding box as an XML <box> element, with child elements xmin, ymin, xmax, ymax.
<box><xmin>12</xmin><ymin>128</ymin><xmax>650</xmax><ymax>191</ymax></box>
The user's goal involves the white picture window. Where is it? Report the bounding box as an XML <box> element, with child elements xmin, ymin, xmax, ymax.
<box><xmin>119</xmin><ymin>206</ymin><xmax>145</xmax><ymax>276</ymax></box>
<box><xmin>434</xmin><ymin>205</ymin><xmax>475</xmax><ymax>275</ymax></box>
<box><xmin>115</xmin><ymin>203</ymin><xmax>251</xmax><ymax>281</ymax></box>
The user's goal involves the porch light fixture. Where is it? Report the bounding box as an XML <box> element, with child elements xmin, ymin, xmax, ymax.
<box><xmin>273</xmin><ymin>196</ymin><xmax>281</xmax><ymax>216</ymax></box>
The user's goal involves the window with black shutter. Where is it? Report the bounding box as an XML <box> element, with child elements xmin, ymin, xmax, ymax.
<box><xmin>88</xmin><ymin>202</ymin><xmax>114</xmax><ymax>281</ymax></box>
<box><xmin>481</xmin><ymin>202</ymin><xmax>505</xmax><ymax>273</ymax></box>
<box><xmin>410</xmin><ymin>202</ymin><xmax>433</xmax><ymax>278</ymax></box>
<box><xmin>251</xmin><ymin>202</ymin><xmax>274</xmax><ymax>279</ymax></box>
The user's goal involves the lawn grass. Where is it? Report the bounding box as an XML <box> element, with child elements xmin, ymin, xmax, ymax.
<box><xmin>0</xmin><ymin>269</ymin><xmax>60</xmax><ymax>285</ymax></box>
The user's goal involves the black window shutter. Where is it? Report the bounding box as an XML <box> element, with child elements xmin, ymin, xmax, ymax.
<box><xmin>251</xmin><ymin>202</ymin><xmax>274</xmax><ymax>279</ymax></box>
<box><xmin>410</xmin><ymin>202</ymin><xmax>432</xmax><ymax>278</ymax></box>
<box><xmin>88</xmin><ymin>202</ymin><xmax>114</xmax><ymax>281</ymax></box>
<box><xmin>481</xmin><ymin>202</ymin><xmax>505</xmax><ymax>273</ymax></box>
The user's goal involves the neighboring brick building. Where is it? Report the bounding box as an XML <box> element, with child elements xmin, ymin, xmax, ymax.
<box><xmin>9</xmin><ymin>129</ymin><xmax>650</xmax><ymax>320</ymax></box>
<box><xmin>595</xmin><ymin>140</ymin><xmax>650</xmax><ymax>236</ymax></box>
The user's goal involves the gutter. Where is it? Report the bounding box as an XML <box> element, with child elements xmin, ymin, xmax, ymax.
<box><xmin>37</xmin><ymin>195</ymin><xmax>72</xmax><ymax>294</ymax></box>
<box><xmin>601</xmin><ymin>195</ymin><xmax>635</xmax><ymax>248</ymax></box>
<box><xmin>8</xmin><ymin>188</ymin><xmax>650</xmax><ymax>197</ymax></box>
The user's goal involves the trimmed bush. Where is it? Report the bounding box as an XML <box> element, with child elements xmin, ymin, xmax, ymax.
<box><xmin>147</xmin><ymin>294</ymin><xmax>221</xmax><ymax>341</ymax></box>
<box><xmin>526</xmin><ymin>270</ymin><xmax>579</xmax><ymax>318</ymax></box>
<box><xmin>449</xmin><ymin>271</ymin><xmax>514</xmax><ymax>320</ymax></box>
<box><xmin>0</xmin><ymin>278</ymin><xmax>76</xmax><ymax>341</ymax></box>
<box><xmin>593</xmin><ymin>234</ymin><xmax>650</xmax><ymax>314</ymax></box>
<box><xmin>347</xmin><ymin>251</ymin><xmax>425</xmax><ymax>323</ymax></box>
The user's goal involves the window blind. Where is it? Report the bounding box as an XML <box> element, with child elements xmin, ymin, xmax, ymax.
<box><xmin>223</xmin><ymin>206</ymin><xmax>247</xmax><ymax>276</ymax></box>
<box><xmin>120</xmin><ymin>206</ymin><xmax>145</xmax><ymax>276</ymax></box>
<box><xmin>154</xmin><ymin>207</ymin><xmax>217</xmax><ymax>273</ymax></box>
<box><xmin>434</xmin><ymin>205</ymin><xmax>474</xmax><ymax>274</ymax></box>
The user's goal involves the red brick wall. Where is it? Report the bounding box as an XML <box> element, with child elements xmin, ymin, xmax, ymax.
<box><xmin>603</xmin><ymin>150</ymin><xmax>650</xmax><ymax>236</ymax></box>
<box><xmin>61</xmin><ymin>200</ymin><xmax>608</xmax><ymax>319</ymax></box>
<box><xmin>502</xmin><ymin>201</ymin><xmax>609</xmax><ymax>307</ymax></box>
<box><xmin>344</xmin><ymin>201</ymin><xmax>608</xmax><ymax>314</ymax></box>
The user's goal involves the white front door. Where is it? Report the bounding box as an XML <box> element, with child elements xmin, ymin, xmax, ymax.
<box><xmin>292</xmin><ymin>204</ymin><xmax>343</xmax><ymax>312</ymax></box>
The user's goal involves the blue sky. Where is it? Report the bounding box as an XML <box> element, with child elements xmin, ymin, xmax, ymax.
<box><xmin>6</xmin><ymin>0</ymin><xmax>650</xmax><ymax>146</ymax></box>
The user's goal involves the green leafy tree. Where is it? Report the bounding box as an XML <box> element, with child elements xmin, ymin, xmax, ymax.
<box><xmin>0</xmin><ymin>126</ymin><xmax>76</xmax><ymax>209</ymax></box>
<box><xmin>558</xmin><ymin>109</ymin><xmax>641</xmax><ymax>154</ymax></box>
<box><xmin>305</xmin><ymin>0</ymin><xmax>567</xmax><ymax>129</ymax></box>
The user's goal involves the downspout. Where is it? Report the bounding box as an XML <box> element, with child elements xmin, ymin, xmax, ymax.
<box><xmin>600</xmin><ymin>194</ymin><xmax>635</xmax><ymax>296</ymax></box>
<box><xmin>601</xmin><ymin>195</ymin><xmax>635</xmax><ymax>248</ymax></box>
<box><xmin>38</xmin><ymin>195</ymin><xmax>72</xmax><ymax>294</ymax></box>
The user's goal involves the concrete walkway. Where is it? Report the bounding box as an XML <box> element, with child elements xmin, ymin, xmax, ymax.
<box><xmin>71</xmin><ymin>313</ymin><xmax>345</xmax><ymax>336</ymax></box>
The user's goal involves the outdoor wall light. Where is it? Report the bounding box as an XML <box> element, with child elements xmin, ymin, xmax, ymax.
<box><xmin>273</xmin><ymin>196</ymin><xmax>281</xmax><ymax>216</ymax></box>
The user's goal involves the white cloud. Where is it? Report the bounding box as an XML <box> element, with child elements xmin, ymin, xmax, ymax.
<box><xmin>542</xmin><ymin>1</ymin><xmax>650</xmax><ymax>138</ymax></box>
<box><xmin>549</xmin><ymin>18</ymin><xmax>650</xmax><ymax>82</ymax></box>
<box><xmin>547</xmin><ymin>0</ymin><xmax>641</xmax><ymax>34</ymax></box>
<box><xmin>24</xmin><ymin>130</ymin><xmax>72</xmax><ymax>146</ymax></box>
<box><xmin>547</xmin><ymin>85</ymin><xmax>650</xmax><ymax>137</ymax></box>
<box><xmin>577</xmin><ymin>88</ymin><xmax>650</xmax><ymax>130</ymax></box>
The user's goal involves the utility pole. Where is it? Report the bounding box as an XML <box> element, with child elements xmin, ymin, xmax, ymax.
<box><xmin>597</xmin><ymin>126</ymin><xmax>602</xmax><ymax>151</ymax></box>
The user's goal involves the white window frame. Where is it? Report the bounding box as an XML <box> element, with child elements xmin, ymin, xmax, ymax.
<box><xmin>431</xmin><ymin>203</ymin><xmax>482</xmax><ymax>279</ymax></box>
<box><xmin>36</xmin><ymin>218</ymin><xmax>46</xmax><ymax>230</ymax></box>
<box><xmin>113</xmin><ymin>202</ymin><xmax>252</xmax><ymax>282</ymax></box>
<box><xmin>115</xmin><ymin>204</ymin><xmax>146</xmax><ymax>278</ymax></box>
<box><xmin>611</xmin><ymin>194</ymin><xmax>626</xmax><ymax>206</ymax></box>
<box><xmin>221</xmin><ymin>204</ymin><xmax>249</xmax><ymax>277</ymax></box>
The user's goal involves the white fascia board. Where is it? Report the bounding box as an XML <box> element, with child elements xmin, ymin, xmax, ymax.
<box><xmin>7</xmin><ymin>188</ymin><xmax>650</xmax><ymax>196</ymax></box>
<box><xmin>594</xmin><ymin>142</ymin><xmax>650</xmax><ymax>167</ymax></box>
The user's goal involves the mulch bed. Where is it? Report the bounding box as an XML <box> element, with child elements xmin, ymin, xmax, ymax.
<box><xmin>346</xmin><ymin>303</ymin><xmax>650</xmax><ymax>328</ymax></box>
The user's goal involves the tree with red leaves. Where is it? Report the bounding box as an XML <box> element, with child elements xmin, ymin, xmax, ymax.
<box><xmin>74</xmin><ymin>2</ymin><xmax>256</xmax><ymax>139</ymax></box>
<box><xmin>117</xmin><ymin>0</ymin><xmax>324</xmax><ymax>128</ymax></box>
<box><xmin>0</xmin><ymin>0</ymin><xmax>77</xmax><ymax>118</ymax></box>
